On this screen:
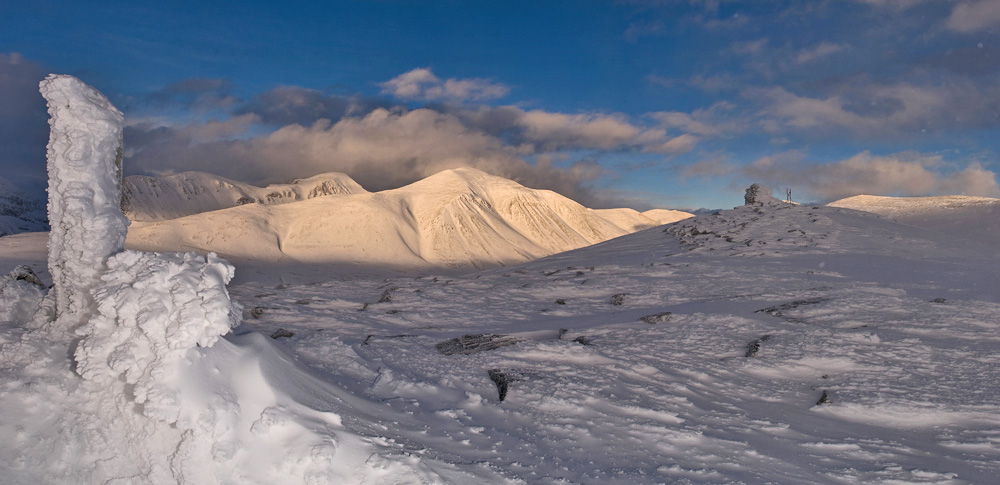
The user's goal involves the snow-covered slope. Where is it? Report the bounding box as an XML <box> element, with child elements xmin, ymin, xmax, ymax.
<box><xmin>122</xmin><ymin>171</ymin><xmax>367</xmax><ymax>221</ymax></box>
<box><xmin>125</xmin><ymin>168</ymin><xmax>694</xmax><ymax>269</ymax></box>
<box><xmin>6</xmin><ymin>190</ymin><xmax>1000</xmax><ymax>483</ymax></box>
<box><xmin>828</xmin><ymin>194</ymin><xmax>1000</xmax><ymax>245</ymax></box>
<box><xmin>591</xmin><ymin>207</ymin><xmax>692</xmax><ymax>232</ymax></box>
<box><xmin>216</xmin><ymin>202</ymin><xmax>1000</xmax><ymax>483</ymax></box>
<box><xmin>0</xmin><ymin>177</ymin><xmax>47</xmax><ymax>237</ymax></box>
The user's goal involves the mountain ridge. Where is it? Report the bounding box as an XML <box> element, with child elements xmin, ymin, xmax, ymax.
<box><xmin>122</xmin><ymin>171</ymin><xmax>367</xmax><ymax>221</ymax></box>
<box><xmin>828</xmin><ymin>194</ymin><xmax>1000</xmax><ymax>246</ymax></box>
<box><xmin>125</xmin><ymin>167</ymin><xmax>693</xmax><ymax>269</ymax></box>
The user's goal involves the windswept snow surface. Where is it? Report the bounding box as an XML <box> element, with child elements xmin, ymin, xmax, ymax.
<box><xmin>4</xmin><ymin>195</ymin><xmax>1000</xmax><ymax>482</ymax></box>
<box><xmin>829</xmin><ymin>194</ymin><xmax>1000</xmax><ymax>246</ymax></box>
<box><xmin>123</xmin><ymin>171</ymin><xmax>367</xmax><ymax>221</ymax></box>
<box><xmin>125</xmin><ymin>167</ymin><xmax>694</xmax><ymax>270</ymax></box>
<box><xmin>220</xmin><ymin>203</ymin><xmax>999</xmax><ymax>483</ymax></box>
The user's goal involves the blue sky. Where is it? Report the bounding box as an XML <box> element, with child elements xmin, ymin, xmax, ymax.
<box><xmin>2</xmin><ymin>0</ymin><xmax>999</xmax><ymax>209</ymax></box>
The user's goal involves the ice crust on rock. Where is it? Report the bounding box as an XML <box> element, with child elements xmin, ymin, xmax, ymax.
<box><xmin>39</xmin><ymin>74</ymin><xmax>130</xmax><ymax>333</ymax></box>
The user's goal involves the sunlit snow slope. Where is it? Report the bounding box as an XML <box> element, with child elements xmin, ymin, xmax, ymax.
<box><xmin>122</xmin><ymin>171</ymin><xmax>367</xmax><ymax>221</ymax></box>
<box><xmin>828</xmin><ymin>194</ymin><xmax>1000</xmax><ymax>245</ymax></box>
<box><xmin>125</xmin><ymin>168</ymin><xmax>693</xmax><ymax>269</ymax></box>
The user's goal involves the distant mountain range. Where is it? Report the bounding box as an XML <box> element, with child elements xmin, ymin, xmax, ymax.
<box><xmin>122</xmin><ymin>171</ymin><xmax>366</xmax><ymax>221</ymax></box>
<box><xmin>124</xmin><ymin>168</ymin><xmax>693</xmax><ymax>269</ymax></box>
<box><xmin>0</xmin><ymin>177</ymin><xmax>47</xmax><ymax>237</ymax></box>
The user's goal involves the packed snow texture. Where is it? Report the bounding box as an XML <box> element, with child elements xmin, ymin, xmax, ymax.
<box><xmin>126</xmin><ymin>167</ymin><xmax>693</xmax><ymax>269</ymax></box>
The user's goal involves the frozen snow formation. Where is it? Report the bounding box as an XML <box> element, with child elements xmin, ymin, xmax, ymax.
<box><xmin>0</xmin><ymin>75</ymin><xmax>473</xmax><ymax>484</ymax></box>
<box><xmin>39</xmin><ymin>75</ymin><xmax>131</xmax><ymax>335</ymax></box>
<box><xmin>744</xmin><ymin>183</ymin><xmax>780</xmax><ymax>206</ymax></box>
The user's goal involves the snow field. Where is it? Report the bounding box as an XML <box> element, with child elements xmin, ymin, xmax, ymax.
<box><xmin>230</xmin><ymin>204</ymin><xmax>1000</xmax><ymax>483</ymax></box>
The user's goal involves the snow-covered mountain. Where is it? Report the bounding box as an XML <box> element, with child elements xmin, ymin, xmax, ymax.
<box><xmin>122</xmin><ymin>171</ymin><xmax>367</xmax><ymax>221</ymax></box>
<box><xmin>828</xmin><ymin>194</ymin><xmax>1000</xmax><ymax>245</ymax></box>
<box><xmin>8</xmin><ymin>194</ymin><xmax>1000</xmax><ymax>483</ymax></box>
<box><xmin>125</xmin><ymin>168</ymin><xmax>693</xmax><ymax>268</ymax></box>
<box><xmin>17</xmin><ymin>76</ymin><xmax>1000</xmax><ymax>483</ymax></box>
<box><xmin>0</xmin><ymin>177</ymin><xmax>47</xmax><ymax>237</ymax></box>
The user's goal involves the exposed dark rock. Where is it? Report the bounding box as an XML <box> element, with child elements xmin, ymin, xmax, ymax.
<box><xmin>363</xmin><ymin>334</ymin><xmax>416</xmax><ymax>345</ymax></box>
<box><xmin>294</xmin><ymin>299</ymin><xmax>313</xmax><ymax>305</ymax></box>
<box><xmin>436</xmin><ymin>334</ymin><xmax>523</xmax><ymax>355</ymax></box>
<box><xmin>755</xmin><ymin>298</ymin><xmax>828</xmax><ymax>322</ymax></box>
<box><xmin>572</xmin><ymin>336</ymin><xmax>593</xmax><ymax>346</ymax></box>
<box><xmin>610</xmin><ymin>293</ymin><xmax>626</xmax><ymax>306</ymax></box>
<box><xmin>639</xmin><ymin>311</ymin><xmax>672</xmax><ymax>324</ymax></box>
<box><xmin>930</xmin><ymin>298</ymin><xmax>947</xmax><ymax>304</ymax></box>
<box><xmin>9</xmin><ymin>265</ymin><xmax>44</xmax><ymax>288</ymax></box>
<box><xmin>377</xmin><ymin>287</ymin><xmax>398</xmax><ymax>304</ymax></box>
<box><xmin>744</xmin><ymin>183</ymin><xmax>780</xmax><ymax>206</ymax></box>
<box><xmin>745</xmin><ymin>334</ymin><xmax>772</xmax><ymax>357</ymax></box>
<box><xmin>815</xmin><ymin>390</ymin><xmax>831</xmax><ymax>406</ymax></box>
<box><xmin>250</xmin><ymin>306</ymin><xmax>266</xmax><ymax>319</ymax></box>
<box><xmin>488</xmin><ymin>369</ymin><xmax>523</xmax><ymax>401</ymax></box>
<box><xmin>555</xmin><ymin>299</ymin><xmax>566</xmax><ymax>305</ymax></box>
<box><xmin>270</xmin><ymin>328</ymin><xmax>294</xmax><ymax>339</ymax></box>
<box><xmin>235</xmin><ymin>195</ymin><xmax>256</xmax><ymax>205</ymax></box>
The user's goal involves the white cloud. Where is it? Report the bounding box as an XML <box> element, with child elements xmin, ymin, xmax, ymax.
<box><xmin>753</xmin><ymin>79</ymin><xmax>1000</xmax><ymax>137</ymax></box>
<box><xmin>453</xmin><ymin>105</ymin><xmax>695</xmax><ymax>154</ymax></box>
<box><xmin>649</xmin><ymin>110</ymin><xmax>722</xmax><ymax>136</ymax></box>
<box><xmin>518</xmin><ymin>110</ymin><xmax>643</xmax><ymax>150</ymax></box>
<box><xmin>125</xmin><ymin>107</ymin><xmax>623</xmax><ymax>206</ymax></box>
<box><xmin>742</xmin><ymin>150</ymin><xmax>1000</xmax><ymax>201</ymax></box>
<box><xmin>380</xmin><ymin>68</ymin><xmax>510</xmax><ymax>102</ymax></box>
<box><xmin>853</xmin><ymin>0</ymin><xmax>932</xmax><ymax>9</ymax></box>
<box><xmin>643</xmin><ymin>133</ymin><xmax>700</xmax><ymax>154</ymax></box>
<box><xmin>946</xmin><ymin>0</ymin><xmax>1000</xmax><ymax>33</ymax></box>
<box><xmin>796</xmin><ymin>42</ymin><xmax>846</xmax><ymax>64</ymax></box>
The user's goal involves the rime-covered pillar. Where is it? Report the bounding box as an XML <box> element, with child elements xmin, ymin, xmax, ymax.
<box><xmin>39</xmin><ymin>74</ymin><xmax>129</xmax><ymax>322</ymax></box>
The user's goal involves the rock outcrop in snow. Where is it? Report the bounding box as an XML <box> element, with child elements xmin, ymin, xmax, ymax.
<box><xmin>744</xmin><ymin>183</ymin><xmax>780</xmax><ymax>206</ymax></box>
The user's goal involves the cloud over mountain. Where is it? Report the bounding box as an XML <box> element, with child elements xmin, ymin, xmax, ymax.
<box><xmin>380</xmin><ymin>68</ymin><xmax>510</xmax><ymax>102</ymax></box>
